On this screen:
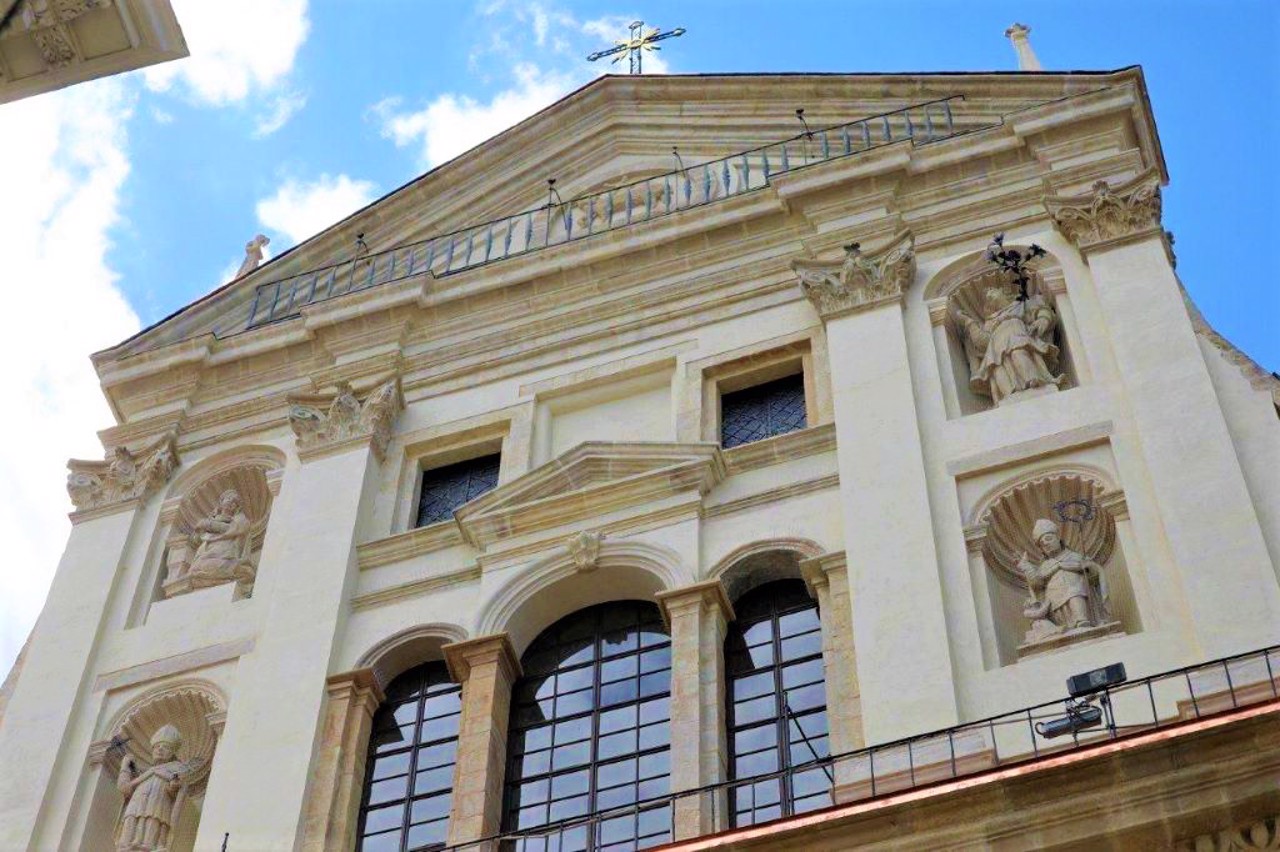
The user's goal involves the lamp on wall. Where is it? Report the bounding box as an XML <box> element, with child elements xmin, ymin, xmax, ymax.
<box><xmin>1036</xmin><ymin>662</ymin><xmax>1125</xmax><ymax>739</ymax></box>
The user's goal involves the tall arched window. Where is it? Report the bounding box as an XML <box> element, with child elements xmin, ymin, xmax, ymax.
<box><xmin>504</xmin><ymin>601</ymin><xmax>672</xmax><ymax>850</ymax></box>
<box><xmin>358</xmin><ymin>661</ymin><xmax>462</xmax><ymax>852</ymax></box>
<box><xmin>725</xmin><ymin>580</ymin><xmax>831</xmax><ymax>826</ymax></box>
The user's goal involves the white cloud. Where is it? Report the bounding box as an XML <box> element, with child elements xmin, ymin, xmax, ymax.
<box><xmin>0</xmin><ymin>80</ymin><xmax>142</xmax><ymax>680</ymax></box>
<box><xmin>151</xmin><ymin>107</ymin><xmax>174</xmax><ymax>125</ymax></box>
<box><xmin>253</xmin><ymin>90</ymin><xmax>308</xmax><ymax>138</ymax></box>
<box><xmin>256</xmin><ymin>174</ymin><xmax>378</xmax><ymax>246</ymax></box>
<box><xmin>373</xmin><ymin>62</ymin><xmax>584</xmax><ymax>169</ymax></box>
<box><xmin>144</xmin><ymin>0</ymin><xmax>310</xmax><ymax>105</ymax></box>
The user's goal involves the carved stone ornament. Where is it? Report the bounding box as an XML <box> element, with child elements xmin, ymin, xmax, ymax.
<box><xmin>791</xmin><ymin>231</ymin><xmax>916</xmax><ymax>320</ymax></box>
<box><xmin>567</xmin><ymin>530</ymin><xmax>604</xmax><ymax>572</ymax></box>
<box><xmin>287</xmin><ymin>376</ymin><xmax>403</xmax><ymax>461</ymax></box>
<box><xmin>1</xmin><ymin>0</ymin><xmax>113</xmax><ymax>69</ymax></box>
<box><xmin>67</xmin><ymin>433</ymin><xmax>178</xmax><ymax>516</ymax></box>
<box><xmin>1180</xmin><ymin>815</ymin><xmax>1280</xmax><ymax>852</ymax></box>
<box><xmin>1045</xmin><ymin>168</ymin><xmax>1163</xmax><ymax>250</ymax></box>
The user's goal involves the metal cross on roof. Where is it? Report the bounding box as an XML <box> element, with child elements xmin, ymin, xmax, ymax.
<box><xmin>586</xmin><ymin>20</ymin><xmax>684</xmax><ymax>74</ymax></box>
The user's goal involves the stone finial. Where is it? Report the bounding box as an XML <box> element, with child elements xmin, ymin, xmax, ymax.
<box><xmin>287</xmin><ymin>376</ymin><xmax>403</xmax><ymax>462</ymax></box>
<box><xmin>67</xmin><ymin>433</ymin><xmax>179</xmax><ymax>517</ymax></box>
<box><xmin>791</xmin><ymin>231</ymin><xmax>916</xmax><ymax>320</ymax></box>
<box><xmin>234</xmin><ymin>234</ymin><xmax>270</xmax><ymax>278</ymax></box>
<box><xmin>1045</xmin><ymin>168</ymin><xmax>1163</xmax><ymax>251</ymax></box>
<box><xmin>1004</xmin><ymin>22</ymin><xmax>1042</xmax><ymax>71</ymax></box>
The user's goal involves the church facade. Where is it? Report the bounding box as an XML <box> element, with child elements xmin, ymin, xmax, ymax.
<box><xmin>1</xmin><ymin>67</ymin><xmax>1279</xmax><ymax>851</ymax></box>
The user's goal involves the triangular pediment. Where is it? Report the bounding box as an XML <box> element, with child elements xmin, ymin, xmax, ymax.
<box><xmin>103</xmin><ymin>69</ymin><xmax>1152</xmax><ymax>363</ymax></box>
<box><xmin>454</xmin><ymin>441</ymin><xmax>725</xmax><ymax>549</ymax></box>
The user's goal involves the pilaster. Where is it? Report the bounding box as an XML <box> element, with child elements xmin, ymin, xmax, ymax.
<box><xmin>800</xmin><ymin>552</ymin><xmax>862</xmax><ymax>755</ymax></box>
<box><xmin>656</xmin><ymin>579</ymin><xmax>734</xmax><ymax>839</ymax></box>
<box><xmin>792</xmin><ymin>232</ymin><xmax>959</xmax><ymax>744</ymax></box>
<box><xmin>1047</xmin><ymin>174</ymin><xmax>1280</xmax><ymax>656</ymax></box>
<box><xmin>443</xmin><ymin>634</ymin><xmax>521</xmax><ymax>849</ymax></box>
<box><xmin>300</xmin><ymin>668</ymin><xmax>385</xmax><ymax>852</ymax></box>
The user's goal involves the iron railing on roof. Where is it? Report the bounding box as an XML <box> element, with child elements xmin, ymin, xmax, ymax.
<box><xmin>244</xmin><ymin>96</ymin><xmax>966</xmax><ymax>330</ymax></box>
<box><xmin>432</xmin><ymin>644</ymin><xmax>1279</xmax><ymax>852</ymax></box>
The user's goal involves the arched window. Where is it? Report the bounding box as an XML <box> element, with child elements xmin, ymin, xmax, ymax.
<box><xmin>725</xmin><ymin>580</ymin><xmax>831</xmax><ymax>826</ymax></box>
<box><xmin>358</xmin><ymin>661</ymin><xmax>462</xmax><ymax>852</ymax></box>
<box><xmin>504</xmin><ymin>601</ymin><xmax>672</xmax><ymax>850</ymax></box>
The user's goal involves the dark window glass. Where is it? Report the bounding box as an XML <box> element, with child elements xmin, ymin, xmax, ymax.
<box><xmin>725</xmin><ymin>580</ymin><xmax>831</xmax><ymax>827</ymax></box>
<box><xmin>503</xmin><ymin>602</ymin><xmax>672</xmax><ymax>851</ymax></box>
<box><xmin>416</xmin><ymin>453</ymin><xmax>501</xmax><ymax>527</ymax></box>
<box><xmin>357</xmin><ymin>662</ymin><xmax>461</xmax><ymax>851</ymax></box>
<box><xmin>719</xmin><ymin>373</ymin><xmax>807</xmax><ymax>448</ymax></box>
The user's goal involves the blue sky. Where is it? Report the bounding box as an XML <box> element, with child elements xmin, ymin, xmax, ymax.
<box><xmin>1</xmin><ymin>0</ymin><xmax>1276</xmax><ymax>677</ymax></box>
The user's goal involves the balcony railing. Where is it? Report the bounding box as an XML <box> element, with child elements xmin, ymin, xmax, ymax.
<box><xmin>437</xmin><ymin>644</ymin><xmax>1279</xmax><ymax>852</ymax></box>
<box><xmin>244</xmin><ymin>96</ymin><xmax>966</xmax><ymax>330</ymax></box>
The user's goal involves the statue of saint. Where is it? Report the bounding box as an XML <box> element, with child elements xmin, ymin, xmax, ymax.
<box><xmin>115</xmin><ymin>725</ymin><xmax>194</xmax><ymax>852</ymax></box>
<box><xmin>185</xmin><ymin>489</ymin><xmax>254</xmax><ymax>589</ymax></box>
<box><xmin>953</xmin><ymin>284</ymin><xmax>1063</xmax><ymax>405</ymax></box>
<box><xmin>1018</xmin><ymin>518</ymin><xmax>1110</xmax><ymax>640</ymax></box>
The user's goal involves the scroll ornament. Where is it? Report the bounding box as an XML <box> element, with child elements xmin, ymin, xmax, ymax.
<box><xmin>1045</xmin><ymin>169</ymin><xmax>1163</xmax><ymax>249</ymax></box>
<box><xmin>288</xmin><ymin>377</ymin><xmax>403</xmax><ymax>461</ymax></box>
<box><xmin>791</xmin><ymin>232</ymin><xmax>916</xmax><ymax>319</ymax></box>
<box><xmin>67</xmin><ymin>434</ymin><xmax>178</xmax><ymax>514</ymax></box>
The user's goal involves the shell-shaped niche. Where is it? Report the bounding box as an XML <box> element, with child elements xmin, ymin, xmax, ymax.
<box><xmin>979</xmin><ymin>474</ymin><xmax>1116</xmax><ymax>587</ymax></box>
<box><xmin>111</xmin><ymin>684</ymin><xmax>224</xmax><ymax>791</ymax></box>
<box><xmin>175</xmin><ymin>465</ymin><xmax>273</xmax><ymax>540</ymax></box>
<box><xmin>946</xmin><ymin>266</ymin><xmax>1046</xmax><ymax>326</ymax></box>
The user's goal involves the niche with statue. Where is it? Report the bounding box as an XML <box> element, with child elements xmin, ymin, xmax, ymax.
<box><xmin>971</xmin><ymin>472</ymin><xmax>1141</xmax><ymax>664</ymax></box>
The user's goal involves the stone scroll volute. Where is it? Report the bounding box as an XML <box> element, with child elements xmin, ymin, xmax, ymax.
<box><xmin>791</xmin><ymin>231</ymin><xmax>916</xmax><ymax>320</ymax></box>
<box><xmin>1045</xmin><ymin>168</ymin><xmax>1163</xmax><ymax>251</ymax></box>
<box><xmin>287</xmin><ymin>375</ymin><xmax>404</xmax><ymax>462</ymax></box>
<box><xmin>67</xmin><ymin>433</ymin><xmax>179</xmax><ymax>519</ymax></box>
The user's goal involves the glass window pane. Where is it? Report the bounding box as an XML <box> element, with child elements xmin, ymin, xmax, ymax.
<box><xmin>596</xmin><ymin>759</ymin><xmax>637</xmax><ymax>789</ymax></box>
<box><xmin>596</xmin><ymin>782</ymin><xmax>637</xmax><ymax>810</ymax></box>
<box><xmin>367</xmin><ymin>776</ymin><xmax>408</xmax><ymax>806</ymax></box>
<box><xmin>599</xmin><ymin>704</ymin><xmax>637</xmax><ymax>735</ymax></box>
<box><xmin>733</xmin><ymin>722</ymin><xmax>777</xmax><ymax>755</ymax></box>
<box><xmin>359</xmin><ymin>829</ymin><xmax>402</xmax><ymax>852</ymax></box>
<box><xmin>601</xmin><ymin>655</ymin><xmax>638</xmax><ymax>683</ymax></box>
<box><xmin>780</xmin><ymin>631</ymin><xmax>822</xmax><ymax>660</ymax></box>
<box><xmin>781</xmin><ymin>658</ymin><xmax>825</xmax><ymax>690</ymax></box>
<box><xmin>638</xmin><ymin>672</ymin><xmax>667</xmax><ymax>699</ymax></box>
<box><xmin>417</xmin><ymin>741</ymin><xmax>457</xmax><ymax>770</ymax></box>
<box><xmin>362</xmin><ymin>803</ymin><xmax>403</xmax><ymax>835</ymax></box>
<box><xmin>554</xmin><ymin>716</ymin><xmax>592</xmax><ymax>746</ymax></box>
<box><xmin>551</xmin><ymin>769</ymin><xmax>589</xmax><ymax>800</ymax></box>
<box><xmin>639</xmin><ymin>646</ymin><xmax>670</xmax><ymax>673</ymax></box>
<box><xmin>371</xmin><ymin>751</ymin><xmax>411</xmax><ymax>781</ymax></box>
<box><xmin>599</xmin><ymin>729</ymin><xmax>637</xmax><ymax>759</ymax></box>
<box><xmin>406</xmin><ymin>819</ymin><xmax>448</xmax><ymax>849</ymax></box>
<box><xmin>778</xmin><ymin>608</ymin><xmax>820</xmax><ymax>638</ymax></box>
<box><xmin>411</xmin><ymin>793</ymin><xmax>452</xmax><ymax>824</ymax></box>
<box><xmin>785</xmin><ymin>681</ymin><xmax>826</xmax><ymax>713</ymax></box>
<box><xmin>551</xmin><ymin>741</ymin><xmax>591</xmax><ymax>771</ymax></box>
<box><xmin>637</xmin><ymin>751</ymin><xmax>669</xmax><ymax>781</ymax></box>
<box><xmin>422</xmin><ymin>713</ymin><xmax>459</xmax><ymax>742</ymax></box>
<box><xmin>416</xmin><ymin>453</ymin><xmax>501</xmax><ymax>528</ymax></box>
<box><xmin>638</xmin><ymin>721</ymin><xmax>668</xmax><ymax>751</ymax></box>
<box><xmin>733</xmin><ymin>671</ymin><xmax>774</xmax><ymax>702</ymax></box>
<box><xmin>414</xmin><ymin>765</ymin><xmax>454</xmax><ymax>795</ymax></box>
<box><xmin>555</xmin><ymin>665</ymin><xmax>593</xmax><ymax>694</ymax></box>
<box><xmin>548</xmin><ymin>794</ymin><xmax>588</xmax><ymax>822</ymax></box>
<box><xmin>638</xmin><ymin>698</ymin><xmax>668</xmax><ymax>725</ymax></box>
<box><xmin>600</xmin><ymin>678</ymin><xmax>638</xmax><ymax>707</ymax></box>
<box><xmin>733</xmin><ymin>694</ymin><xmax>776</xmax><ymax>726</ymax></box>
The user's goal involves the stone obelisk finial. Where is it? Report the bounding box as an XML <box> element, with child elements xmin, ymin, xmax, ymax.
<box><xmin>1004</xmin><ymin>23</ymin><xmax>1042</xmax><ymax>71</ymax></box>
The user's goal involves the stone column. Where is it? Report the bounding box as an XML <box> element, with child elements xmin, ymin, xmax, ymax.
<box><xmin>443</xmin><ymin>634</ymin><xmax>521</xmax><ymax>849</ymax></box>
<box><xmin>300</xmin><ymin>668</ymin><xmax>385</xmax><ymax>852</ymax></box>
<box><xmin>0</xmin><ymin>436</ymin><xmax>176</xmax><ymax>850</ymax></box>
<box><xmin>195</xmin><ymin>378</ymin><xmax>403</xmax><ymax>849</ymax></box>
<box><xmin>792</xmin><ymin>234</ymin><xmax>959</xmax><ymax>744</ymax></box>
<box><xmin>800</xmin><ymin>552</ymin><xmax>863</xmax><ymax>757</ymax></box>
<box><xmin>1047</xmin><ymin>173</ymin><xmax>1280</xmax><ymax>656</ymax></box>
<box><xmin>656</xmin><ymin>580</ymin><xmax>734</xmax><ymax>839</ymax></box>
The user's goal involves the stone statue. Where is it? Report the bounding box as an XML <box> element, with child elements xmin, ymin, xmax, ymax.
<box><xmin>1018</xmin><ymin>518</ymin><xmax>1111</xmax><ymax>642</ymax></box>
<box><xmin>185</xmin><ymin>489</ymin><xmax>255</xmax><ymax>590</ymax></box>
<box><xmin>952</xmin><ymin>284</ymin><xmax>1063</xmax><ymax>406</ymax></box>
<box><xmin>115</xmin><ymin>725</ymin><xmax>195</xmax><ymax>852</ymax></box>
<box><xmin>234</xmin><ymin>234</ymin><xmax>270</xmax><ymax>278</ymax></box>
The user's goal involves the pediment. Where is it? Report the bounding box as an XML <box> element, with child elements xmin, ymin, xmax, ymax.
<box><xmin>105</xmin><ymin>69</ymin><xmax>1152</xmax><ymax>362</ymax></box>
<box><xmin>454</xmin><ymin>441</ymin><xmax>725</xmax><ymax>549</ymax></box>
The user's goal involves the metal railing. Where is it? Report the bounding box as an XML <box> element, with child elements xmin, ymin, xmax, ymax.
<box><xmin>438</xmin><ymin>644</ymin><xmax>1280</xmax><ymax>851</ymax></box>
<box><xmin>245</xmin><ymin>96</ymin><xmax>967</xmax><ymax>330</ymax></box>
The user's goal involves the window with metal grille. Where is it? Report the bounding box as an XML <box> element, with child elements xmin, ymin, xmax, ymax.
<box><xmin>719</xmin><ymin>373</ymin><xmax>807</xmax><ymax>449</ymax></box>
<box><xmin>415</xmin><ymin>453</ymin><xmax>501</xmax><ymax>527</ymax></box>
<box><xmin>503</xmin><ymin>601</ymin><xmax>673</xmax><ymax>851</ymax></box>
<box><xmin>725</xmin><ymin>580</ymin><xmax>831</xmax><ymax>827</ymax></box>
<box><xmin>358</xmin><ymin>662</ymin><xmax>462</xmax><ymax>852</ymax></box>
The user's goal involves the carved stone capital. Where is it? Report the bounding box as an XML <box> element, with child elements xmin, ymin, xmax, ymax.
<box><xmin>442</xmin><ymin>634</ymin><xmax>521</xmax><ymax>685</ymax></box>
<box><xmin>288</xmin><ymin>375</ymin><xmax>403</xmax><ymax>463</ymax></box>
<box><xmin>1045</xmin><ymin>169</ymin><xmax>1163</xmax><ymax>251</ymax></box>
<box><xmin>655</xmin><ymin>579</ymin><xmax>735</xmax><ymax>626</ymax></box>
<box><xmin>791</xmin><ymin>231</ymin><xmax>916</xmax><ymax>320</ymax></box>
<box><xmin>67</xmin><ymin>433</ymin><xmax>179</xmax><ymax>519</ymax></box>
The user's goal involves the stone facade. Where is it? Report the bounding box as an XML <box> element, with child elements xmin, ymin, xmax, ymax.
<box><xmin>1</xmin><ymin>67</ymin><xmax>1278</xmax><ymax>851</ymax></box>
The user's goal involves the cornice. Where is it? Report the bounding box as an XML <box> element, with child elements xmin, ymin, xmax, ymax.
<box><xmin>721</xmin><ymin>422</ymin><xmax>837</xmax><ymax>476</ymax></box>
<box><xmin>357</xmin><ymin>521</ymin><xmax>466</xmax><ymax>571</ymax></box>
<box><xmin>791</xmin><ymin>231</ymin><xmax>916</xmax><ymax>320</ymax></box>
<box><xmin>703</xmin><ymin>473</ymin><xmax>840</xmax><ymax>520</ymax></box>
<box><xmin>351</xmin><ymin>565</ymin><xmax>481</xmax><ymax>611</ymax></box>
<box><xmin>1045</xmin><ymin>167</ymin><xmax>1163</xmax><ymax>252</ymax></box>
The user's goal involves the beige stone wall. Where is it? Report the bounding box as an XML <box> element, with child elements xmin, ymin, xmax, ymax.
<box><xmin>1</xmin><ymin>69</ymin><xmax>1278</xmax><ymax>850</ymax></box>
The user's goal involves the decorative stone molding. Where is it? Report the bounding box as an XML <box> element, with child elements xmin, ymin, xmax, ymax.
<box><xmin>1</xmin><ymin>0</ymin><xmax>111</xmax><ymax>69</ymax></box>
<box><xmin>1045</xmin><ymin>168</ymin><xmax>1163</xmax><ymax>251</ymax></box>
<box><xmin>66</xmin><ymin>433</ymin><xmax>178</xmax><ymax>518</ymax></box>
<box><xmin>566</xmin><ymin>530</ymin><xmax>604</xmax><ymax>572</ymax></box>
<box><xmin>654</xmin><ymin>578</ymin><xmax>735</xmax><ymax>625</ymax></box>
<box><xmin>791</xmin><ymin>231</ymin><xmax>916</xmax><ymax>320</ymax></box>
<box><xmin>1179</xmin><ymin>815</ymin><xmax>1279</xmax><ymax>851</ymax></box>
<box><xmin>287</xmin><ymin>375</ymin><xmax>403</xmax><ymax>462</ymax></box>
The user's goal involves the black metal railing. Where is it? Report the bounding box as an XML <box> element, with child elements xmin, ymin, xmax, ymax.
<box><xmin>245</xmin><ymin>97</ymin><xmax>968</xmax><ymax>330</ymax></box>
<box><xmin>435</xmin><ymin>644</ymin><xmax>1279</xmax><ymax>851</ymax></box>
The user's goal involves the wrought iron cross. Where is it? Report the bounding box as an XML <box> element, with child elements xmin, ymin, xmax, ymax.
<box><xmin>587</xmin><ymin>20</ymin><xmax>685</xmax><ymax>74</ymax></box>
<box><xmin>984</xmin><ymin>232</ymin><xmax>1046</xmax><ymax>301</ymax></box>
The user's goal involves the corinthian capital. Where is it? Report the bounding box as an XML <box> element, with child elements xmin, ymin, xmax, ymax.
<box><xmin>67</xmin><ymin>433</ymin><xmax>178</xmax><ymax>518</ymax></box>
<box><xmin>288</xmin><ymin>375</ymin><xmax>404</xmax><ymax>462</ymax></box>
<box><xmin>1045</xmin><ymin>169</ymin><xmax>1163</xmax><ymax>251</ymax></box>
<box><xmin>791</xmin><ymin>231</ymin><xmax>916</xmax><ymax>320</ymax></box>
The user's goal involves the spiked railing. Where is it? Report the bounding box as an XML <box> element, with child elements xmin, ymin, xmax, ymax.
<box><xmin>244</xmin><ymin>96</ymin><xmax>966</xmax><ymax>330</ymax></box>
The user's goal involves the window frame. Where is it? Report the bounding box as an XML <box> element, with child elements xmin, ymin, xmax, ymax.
<box><xmin>413</xmin><ymin>451</ymin><xmax>503</xmax><ymax>529</ymax></box>
<box><xmin>717</xmin><ymin>371</ymin><xmax>810</xmax><ymax>449</ymax></box>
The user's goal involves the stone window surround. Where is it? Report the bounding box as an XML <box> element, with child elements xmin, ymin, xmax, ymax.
<box><xmin>925</xmin><ymin>258</ymin><xmax>1092</xmax><ymax>421</ymax></box>
<box><xmin>677</xmin><ymin>330</ymin><xmax>833</xmax><ymax>446</ymax></box>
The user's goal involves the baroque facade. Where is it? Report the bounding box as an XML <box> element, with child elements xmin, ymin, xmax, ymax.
<box><xmin>1</xmin><ymin>67</ymin><xmax>1279</xmax><ymax>851</ymax></box>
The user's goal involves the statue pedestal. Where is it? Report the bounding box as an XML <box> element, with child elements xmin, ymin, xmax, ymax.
<box><xmin>997</xmin><ymin>383</ymin><xmax>1059</xmax><ymax>408</ymax></box>
<box><xmin>1016</xmin><ymin>620</ymin><xmax>1124</xmax><ymax>661</ymax></box>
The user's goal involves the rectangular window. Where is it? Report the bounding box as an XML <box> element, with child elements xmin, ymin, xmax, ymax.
<box><xmin>415</xmin><ymin>453</ymin><xmax>501</xmax><ymax>527</ymax></box>
<box><xmin>719</xmin><ymin>373</ymin><xmax>807</xmax><ymax>448</ymax></box>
